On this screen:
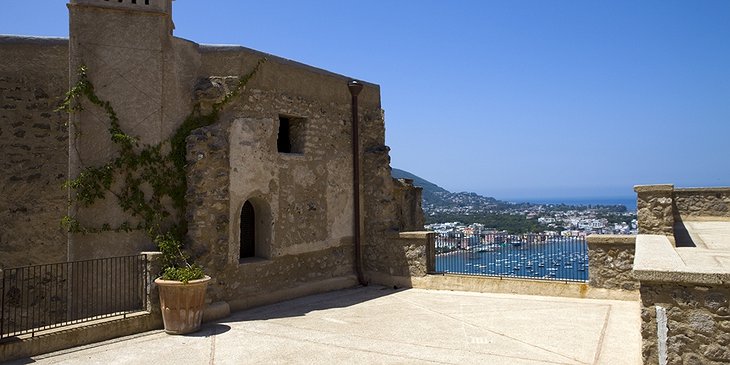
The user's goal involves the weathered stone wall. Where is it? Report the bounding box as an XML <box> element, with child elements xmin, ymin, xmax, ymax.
<box><xmin>364</xmin><ymin>232</ymin><xmax>434</xmax><ymax>281</ymax></box>
<box><xmin>0</xmin><ymin>267</ymin><xmax>68</xmax><ymax>335</ymax></box>
<box><xmin>181</xmin><ymin>46</ymin><xmax>420</xmax><ymax>304</ymax></box>
<box><xmin>393</xmin><ymin>178</ymin><xmax>425</xmax><ymax>232</ymax></box>
<box><xmin>640</xmin><ymin>282</ymin><xmax>730</xmax><ymax>365</ymax></box>
<box><xmin>674</xmin><ymin>188</ymin><xmax>730</xmax><ymax>219</ymax></box>
<box><xmin>185</xmin><ymin>122</ymin><xmax>230</xmax><ymax>278</ymax></box>
<box><xmin>587</xmin><ymin>234</ymin><xmax>638</xmax><ymax>291</ymax></box>
<box><xmin>183</xmin><ymin>45</ymin><xmax>426</xmax><ymax>299</ymax></box>
<box><xmin>356</xmin><ymin>105</ymin><xmax>429</xmax><ymax>286</ymax></box>
<box><xmin>635</xmin><ymin>184</ymin><xmax>675</xmax><ymax>237</ymax></box>
<box><xmin>0</xmin><ymin>37</ymin><xmax>69</xmax><ymax>268</ymax></box>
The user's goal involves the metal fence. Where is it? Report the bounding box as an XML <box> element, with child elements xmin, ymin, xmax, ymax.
<box><xmin>433</xmin><ymin>233</ymin><xmax>588</xmax><ymax>282</ymax></box>
<box><xmin>1</xmin><ymin>254</ymin><xmax>149</xmax><ymax>339</ymax></box>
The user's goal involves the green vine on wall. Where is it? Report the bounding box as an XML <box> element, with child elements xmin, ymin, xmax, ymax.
<box><xmin>59</xmin><ymin>59</ymin><xmax>266</xmax><ymax>281</ymax></box>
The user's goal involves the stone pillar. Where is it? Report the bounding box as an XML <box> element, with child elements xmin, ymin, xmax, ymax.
<box><xmin>635</xmin><ymin>184</ymin><xmax>675</xmax><ymax>239</ymax></box>
<box><xmin>142</xmin><ymin>251</ymin><xmax>162</xmax><ymax>317</ymax></box>
<box><xmin>425</xmin><ymin>232</ymin><xmax>436</xmax><ymax>273</ymax></box>
<box><xmin>586</xmin><ymin>234</ymin><xmax>638</xmax><ymax>291</ymax></box>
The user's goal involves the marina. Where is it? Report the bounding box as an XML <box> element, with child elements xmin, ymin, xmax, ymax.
<box><xmin>434</xmin><ymin>235</ymin><xmax>588</xmax><ymax>282</ymax></box>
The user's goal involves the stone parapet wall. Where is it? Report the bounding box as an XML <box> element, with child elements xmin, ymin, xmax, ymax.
<box><xmin>635</xmin><ymin>184</ymin><xmax>675</xmax><ymax>237</ymax></box>
<box><xmin>640</xmin><ymin>282</ymin><xmax>730</xmax><ymax>365</ymax></box>
<box><xmin>634</xmin><ymin>185</ymin><xmax>730</xmax><ymax>243</ymax></box>
<box><xmin>674</xmin><ymin>187</ymin><xmax>730</xmax><ymax>219</ymax></box>
<box><xmin>586</xmin><ymin>234</ymin><xmax>638</xmax><ymax>291</ymax></box>
<box><xmin>364</xmin><ymin>231</ymin><xmax>435</xmax><ymax>286</ymax></box>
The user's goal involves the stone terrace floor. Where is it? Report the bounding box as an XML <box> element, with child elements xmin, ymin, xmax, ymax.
<box><xmin>11</xmin><ymin>286</ymin><xmax>642</xmax><ymax>365</ymax></box>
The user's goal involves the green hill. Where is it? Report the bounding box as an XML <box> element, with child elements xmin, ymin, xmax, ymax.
<box><xmin>391</xmin><ymin>168</ymin><xmax>448</xmax><ymax>194</ymax></box>
<box><xmin>391</xmin><ymin>168</ymin><xmax>499</xmax><ymax>209</ymax></box>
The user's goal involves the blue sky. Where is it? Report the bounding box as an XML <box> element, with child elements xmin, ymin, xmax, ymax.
<box><xmin>3</xmin><ymin>1</ymin><xmax>729</xmax><ymax>200</ymax></box>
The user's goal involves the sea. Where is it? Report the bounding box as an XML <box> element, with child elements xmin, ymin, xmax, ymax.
<box><xmin>504</xmin><ymin>197</ymin><xmax>637</xmax><ymax>212</ymax></box>
<box><xmin>436</xmin><ymin>237</ymin><xmax>588</xmax><ymax>281</ymax></box>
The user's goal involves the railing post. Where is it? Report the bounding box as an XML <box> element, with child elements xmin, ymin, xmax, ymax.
<box><xmin>141</xmin><ymin>252</ymin><xmax>162</xmax><ymax>317</ymax></box>
<box><xmin>426</xmin><ymin>232</ymin><xmax>436</xmax><ymax>273</ymax></box>
<box><xmin>634</xmin><ymin>184</ymin><xmax>675</xmax><ymax>239</ymax></box>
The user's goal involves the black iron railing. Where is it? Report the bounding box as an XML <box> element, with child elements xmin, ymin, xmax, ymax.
<box><xmin>433</xmin><ymin>233</ymin><xmax>588</xmax><ymax>282</ymax></box>
<box><xmin>1</xmin><ymin>254</ymin><xmax>149</xmax><ymax>339</ymax></box>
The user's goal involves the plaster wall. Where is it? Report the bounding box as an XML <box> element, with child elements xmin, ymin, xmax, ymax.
<box><xmin>66</xmin><ymin>1</ymin><xmax>200</xmax><ymax>260</ymax></box>
<box><xmin>67</xmin><ymin>2</ymin><xmax>171</xmax><ymax>260</ymax></box>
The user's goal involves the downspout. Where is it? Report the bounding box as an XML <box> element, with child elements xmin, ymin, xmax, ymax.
<box><xmin>348</xmin><ymin>80</ymin><xmax>367</xmax><ymax>286</ymax></box>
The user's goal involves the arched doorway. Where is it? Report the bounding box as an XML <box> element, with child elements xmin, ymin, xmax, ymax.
<box><xmin>240</xmin><ymin>200</ymin><xmax>256</xmax><ymax>259</ymax></box>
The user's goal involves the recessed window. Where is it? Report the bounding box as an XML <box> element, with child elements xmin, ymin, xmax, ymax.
<box><xmin>240</xmin><ymin>201</ymin><xmax>256</xmax><ymax>259</ymax></box>
<box><xmin>277</xmin><ymin>115</ymin><xmax>306</xmax><ymax>154</ymax></box>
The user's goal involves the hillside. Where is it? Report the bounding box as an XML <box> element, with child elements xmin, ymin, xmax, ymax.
<box><xmin>390</xmin><ymin>168</ymin><xmax>632</xmax><ymax>233</ymax></box>
<box><xmin>391</xmin><ymin>168</ymin><xmax>502</xmax><ymax>210</ymax></box>
<box><xmin>391</xmin><ymin>168</ymin><xmax>447</xmax><ymax>198</ymax></box>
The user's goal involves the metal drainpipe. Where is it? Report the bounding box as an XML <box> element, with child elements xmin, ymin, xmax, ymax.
<box><xmin>348</xmin><ymin>80</ymin><xmax>367</xmax><ymax>286</ymax></box>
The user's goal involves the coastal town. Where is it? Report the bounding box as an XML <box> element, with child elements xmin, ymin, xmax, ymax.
<box><xmin>426</xmin><ymin>202</ymin><xmax>636</xmax><ymax>262</ymax></box>
<box><xmin>423</xmin><ymin>191</ymin><xmax>638</xmax><ymax>238</ymax></box>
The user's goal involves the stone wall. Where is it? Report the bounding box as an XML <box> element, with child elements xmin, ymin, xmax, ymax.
<box><xmin>185</xmin><ymin>122</ymin><xmax>230</xmax><ymax>280</ymax></box>
<box><xmin>365</xmin><ymin>232</ymin><xmax>434</xmax><ymax>278</ymax></box>
<box><xmin>182</xmin><ymin>45</ymin><xmax>421</xmax><ymax>305</ymax></box>
<box><xmin>674</xmin><ymin>188</ymin><xmax>730</xmax><ymax>219</ymax></box>
<box><xmin>635</xmin><ymin>184</ymin><xmax>730</xmax><ymax>237</ymax></box>
<box><xmin>586</xmin><ymin>234</ymin><xmax>638</xmax><ymax>291</ymax></box>
<box><xmin>640</xmin><ymin>282</ymin><xmax>730</xmax><ymax>365</ymax></box>
<box><xmin>393</xmin><ymin>178</ymin><xmax>425</xmax><ymax>232</ymax></box>
<box><xmin>0</xmin><ymin>266</ymin><xmax>68</xmax><ymax>335</ymax></box>
<box><xmin>0</xmin><ymin>37</ymin><xmax>69</xmax><ymax>268</ymax></box>
<box><xmin>635</xmin><ymin>184</ymin><xmax>675</xmax><ymax>237</ymax></box>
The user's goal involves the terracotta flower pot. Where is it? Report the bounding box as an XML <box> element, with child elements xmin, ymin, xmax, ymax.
<box><xmin>154</xmin><ymin>276</ymin><xmax>211</xmax><ymax>334</ymax></box>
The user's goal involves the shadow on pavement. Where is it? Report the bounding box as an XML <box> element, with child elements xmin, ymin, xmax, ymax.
<box><xmin>224</xmin><ymin>285</ymin><xmax>405</xmax><ymax>322</ymax></box>
<box><xmin>185</xmin><ymin>323</ymin><xmax>232</xmax><ymax>337</ymax></box>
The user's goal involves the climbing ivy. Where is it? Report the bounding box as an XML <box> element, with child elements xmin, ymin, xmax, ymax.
<box><xmin>59</xmin><ymin>59</ymin><xmax>266</xmax><ymax>282</ymax></box>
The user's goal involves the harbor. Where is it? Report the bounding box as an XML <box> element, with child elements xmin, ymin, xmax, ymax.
<box><xmin>435</xmin><ymin>234</ymin><xmax>588</xmax><ymax>282</ymax></box>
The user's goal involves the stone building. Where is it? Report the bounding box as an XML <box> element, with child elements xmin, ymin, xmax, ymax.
<box><xmin>0</xmin><ymin>0</ymin><xmax>429</xmax><ymax>310</ymax></box>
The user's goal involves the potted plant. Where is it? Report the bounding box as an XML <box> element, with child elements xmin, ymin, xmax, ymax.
<box><xmin>153</xmin><ymin>233</ymin><xmax>210</xmax><ymax>335</ymax></box>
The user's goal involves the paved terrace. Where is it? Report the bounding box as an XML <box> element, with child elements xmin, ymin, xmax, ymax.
<box><xmin>10</xmin><ymin>287</ymin><xmax>641</xmax><ymax>365</ymax></box>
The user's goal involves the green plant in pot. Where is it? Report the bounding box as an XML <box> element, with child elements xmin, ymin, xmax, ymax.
<box><xmin>153</xmin><ymin>233</ymin><xmax>210</xmax><ymax>335</ymax></box>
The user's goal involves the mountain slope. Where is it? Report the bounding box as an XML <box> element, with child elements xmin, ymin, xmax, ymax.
<box><xmin>391</xmin><ymin>168</ymin><xmax>448</xmax><ymax>194</ymax></box>
<box><xmin>391</xmin><ymin>168</ymin><xmax>500</xmax><ymax>209</ymax></box>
